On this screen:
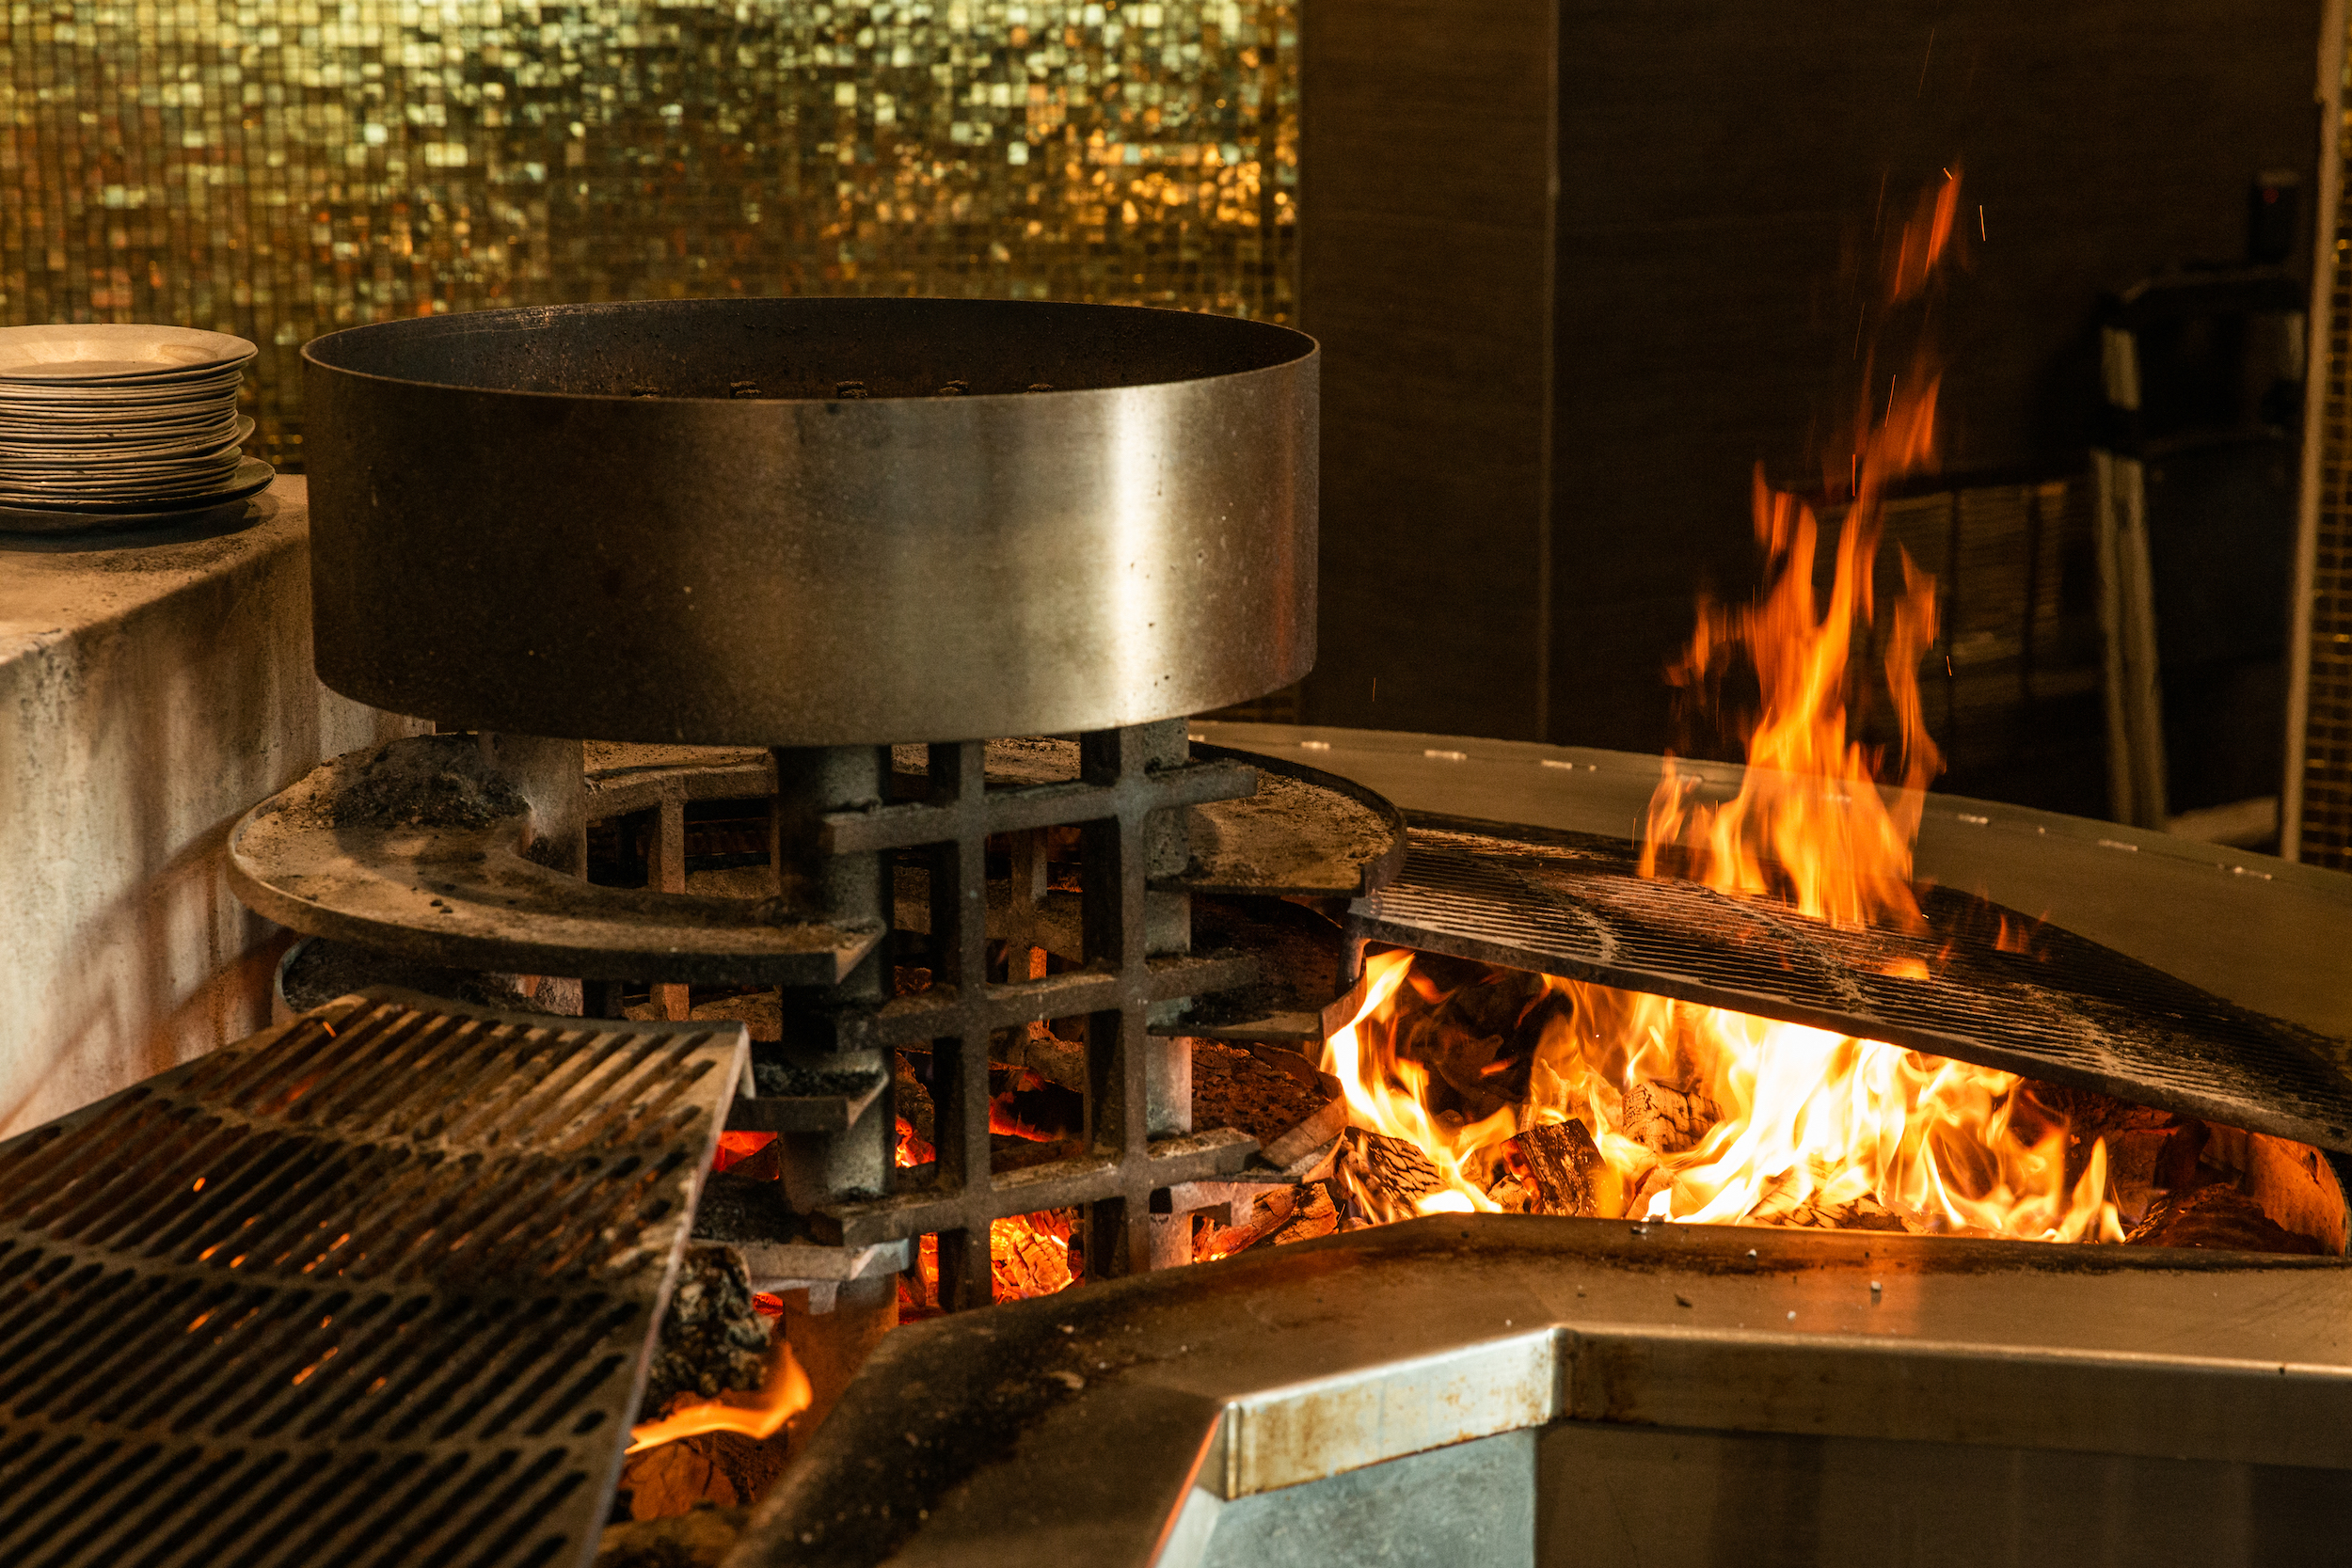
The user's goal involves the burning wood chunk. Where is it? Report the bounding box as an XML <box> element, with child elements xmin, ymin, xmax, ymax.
<box><xmin>1354</xmin><ymin>1128</ymin><xmax>1446</xmax><ymax>1209</ymax></box>
<box><xmin>1268</xmin><ymin>1183</ymin><xmax>1341</xmax><ymax>1245</ymax></box>
<box><xmin>1621</xmin><ymin>1079</ymin><xmax>1717</xmax><ymax>1156</ymax></box>
<box><xmin>1505</xmin><ymin>1118</ymin><xmax>1612</xmax><ymax>1217</ymax></box>
<box><xmin>1197</xmin><ymin>1187</ymin><xmax>1300</xmax><ymax>1260</ymax></box>
<box><xmin>641</xmin><ymin>1245</ymin><xmax>772</xmax><ymax>1416</ymax></box>
<box><xmin>2126</xmin><ymin>1183</ymin><xmax>2328</xmax><ymax>1256</ymax></box>
<box><xmin>1191</xmin><ymin>1039</ymin><xmax>1332</xmax><ymax>1146</ymax></box>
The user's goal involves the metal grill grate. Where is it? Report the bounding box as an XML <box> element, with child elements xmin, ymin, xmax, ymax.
<box><xmin>1356</xmin><ymin>819</ymin><xmax>2352</xmax><ymax>1153</ymax></box>
<box><xmin>0</xmin><ymin>990</ymin><xmax>745</xmax><ymax>1568</ymax></box>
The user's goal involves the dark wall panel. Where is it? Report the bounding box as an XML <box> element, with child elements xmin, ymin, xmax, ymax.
<box><xmin>1549</xmin><ymin>0</ymin><xmax>2324</xmax><ymax>753</ymax></box>
<box><xmin>1298</xmin><ymin>1</ymin><xmax>2324</xmax><ymax>757</ymax></box>
<box><xmin>1298</xmin><ymin>0</ymin><xmax>1557</xmax><ymax>740</ymax></box>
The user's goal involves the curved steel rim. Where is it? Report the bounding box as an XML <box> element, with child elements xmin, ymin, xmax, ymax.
<box><xmin>300</xmin><ymin>296</ymin><xmax>1318</xmax><ymax>404</ymax></box>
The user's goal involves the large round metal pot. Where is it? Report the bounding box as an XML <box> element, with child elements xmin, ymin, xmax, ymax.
<box><xmin>301</xmin><ymin>297</ymin><xmax>1316</xmax><ymax>746</ymax></box>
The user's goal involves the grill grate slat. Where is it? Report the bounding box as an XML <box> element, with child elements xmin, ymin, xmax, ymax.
<box><xmin>0</xmin><ymin>989</ymin><xmax>743</xmax><ymax>1568</ymax></box>
<box><xmin>1358</xmin><ymin>820</ymin><xmax>2352</xmax><ymax>1152</ymax></box>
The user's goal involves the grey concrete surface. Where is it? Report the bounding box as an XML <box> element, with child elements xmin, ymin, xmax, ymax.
<box><xmin>0</xmin><ymin>476</ymin><xmax>420</xmax><ymax>1135</ymax></box>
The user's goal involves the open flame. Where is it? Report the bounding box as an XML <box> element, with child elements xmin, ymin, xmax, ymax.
<box><xmin>1324</xmin><ymin>172</ymin><xmax>2124</xmax><ymax>1245</ymax></box>
<box><xmin>626</xmin><ymin>1336</ymin><xmax>813</xmax><ymax>1454</ymax></box>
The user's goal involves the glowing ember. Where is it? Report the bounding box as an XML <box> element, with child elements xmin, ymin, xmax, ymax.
<box><xmin>893</xmin><ymin>1111</ymin><xmax>1076</xmax><ymax>1304</ymax></box>
<box><xmin>1324</xmin><ymin>172</ymin><xmax>2125</xmax><ymax>1245</ymax></box>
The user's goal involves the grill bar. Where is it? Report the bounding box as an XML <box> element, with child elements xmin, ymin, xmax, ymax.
<box><xmin>1356</xmin><ymin>818</ymin><xmax>2352</xmax><ymax>1153</ymax></box>
<box><xmin>0</xmin><ymin>990</ymin><xmax>745</xmax><ymax>1568</ymax></box>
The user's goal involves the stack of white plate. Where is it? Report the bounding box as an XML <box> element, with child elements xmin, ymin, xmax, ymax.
<box><xmin>0</xmin><ymin>324</ymin><xmax>274</xmax><ymax>531</ymax></box>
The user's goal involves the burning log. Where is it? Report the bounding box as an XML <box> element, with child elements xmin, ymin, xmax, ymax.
<box><xmin>1191</xmin><ymin>1039</ymin><xmax>1332</xmax><ymax>1146</ymax></box>
<box><xmin>1266</xmin><ymin>1182</ymin><xmax>1340</xmax><ymax>1245</ymax></box>
<box><xmin>2126</xmin><ymin>1183</ymin><xmax>2328</xmax><ymax>1255</ymax></box>
<box><xmin>1505</xmin><ymin>1118</ymin><xmax>1612</xmax><ymax>1217</ymax></box>
<box><xmin>1197</xmin><ymin>1187</ymin><xmax>1300</xmax><ymax>1260</ymax></box>
<box><xmin>1353</xmin><ymin>1128</ymin><xmax>1446</xmax><ymax>1211</ymax></box>
<box><xmin>1620</xmin><ymin>1078</ymin><xmax>1717</xmax><ymax>1156</ymax></box>
<box><xmin>617</xmin><ymin>1252</ymin><xmax>810</xmax><ymax>1523</ymax></box>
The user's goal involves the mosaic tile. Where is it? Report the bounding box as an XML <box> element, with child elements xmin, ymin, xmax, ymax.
<box><xmin>1</xmin><ymin>0</ymin><xmax>1297</xmax><ymax>467</ymax></box>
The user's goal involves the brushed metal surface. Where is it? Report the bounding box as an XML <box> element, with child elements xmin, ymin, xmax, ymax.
<box><xmin>303</xmin><ymin>298</ymin><xmax>1317</xmax><ymax>745</ymax></box>
<box><xmin>731</xmin><ymin>1216</ymin><xmax>2352</xmax><ymax>1568</ymax></box>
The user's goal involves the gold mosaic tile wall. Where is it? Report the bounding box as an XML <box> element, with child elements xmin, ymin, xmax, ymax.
<box><xmin>1</xmin><ymin>0</ymin><xmax>1296</xmax><ymax>468</ymax></box>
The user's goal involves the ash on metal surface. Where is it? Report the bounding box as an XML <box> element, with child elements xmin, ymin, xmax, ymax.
<box><xmin>750</xmin><ymin>1055</ymin><xmax>884</xmax><ymax>1100</ymax></box>
<box><xmin>279</xmin><ymin>937</ymin><xmax>553</xmax><ymax>1015</ymax></box>
<box><xmin>641</xmin><ymin>1245</ymin><xmax>772</xmax><ymax>1415</ymax></box>
<box><xmin>321</xmin><ymin>734</ymin><xmax>529</xmax><ymax>829</ymax></box>
<box><xmin>690</xmin><ymin>1170</ymin><xmax>803</xmax><ymax>1245</ymax></box>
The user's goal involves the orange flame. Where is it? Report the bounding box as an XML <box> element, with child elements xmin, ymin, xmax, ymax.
<box><xmin>1324</xmin><ymin>172</ymin><xmax>2122</xmax><ymax>1245</ymax></box>
<box><xmin>625</xmin><ymin>1336</ymin><xmax>812</xmax><ymax>1454</ymax></box>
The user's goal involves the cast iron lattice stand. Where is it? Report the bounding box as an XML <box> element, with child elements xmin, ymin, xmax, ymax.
<box><xmin>744</xmin><ymin>721</ymin><xmax>1264</xmax><ymax>1310</ymax></box>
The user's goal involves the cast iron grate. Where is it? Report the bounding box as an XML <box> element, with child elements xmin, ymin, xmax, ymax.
<box><xmin>1355</xmin><ymin>818</ymin><xmax>2352</xmax><ymax>1154</ymax></box>
<box><xmin>799</xmin><ymin>726</ymin><xmax>1263</xmax><ymax>1308</ymax></box>
<box><xmin>0</xmin><ymin>990</ymin><xmax>744</xmax><ymax>1568</ymax></box>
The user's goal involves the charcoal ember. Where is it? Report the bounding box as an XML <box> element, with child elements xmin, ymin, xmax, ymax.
<box><xmin>1627</xmin><ymin>1161</ymin><xmax>1674</xmax><ymax>1219</ymax></box>
<box><xmin>2127</xmin><ymin>1183</ymin><xmax>2327</xmax><ymax>1255</ymax></box>
<box><xmin>1506</xmin><ymin>1118</ymin><xmax>1610</xmax><ymax>1217</ymax></box>
<box><xmin>1621</xmin><ymin>1079</ymin><xmax>1716</xmax><ymax>1156</ymax></box>
<box><xmin>1190</xmin><ymin>1040</ymin><xmax>1329</xmax><ymax>1145</ymax></box>
<box><xmin>1779</xmin><ymin>1194</ymin><xmax>1909</xmax><ymax>1232</ymax></box>
<box><xmin>992</xmin><ymin>1208</ymin><xmax>1077</xmax><ymax>1299</ymax></box>
<box><xmin>1740</xmin><ymin>1169</ymin><xmax>1908</xmax><ymax>1231</ymax></box>
<box><xmin>894</xmin><ymin>1052</ymin><xmax>934</xmax><ymax>1148</ymax></box>
<box><xmin>641</xmin><ymin>1246</ymin><xmax>772</xmax><ymax>1417</ymax></box>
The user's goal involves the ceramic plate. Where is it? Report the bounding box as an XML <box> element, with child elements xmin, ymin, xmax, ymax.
<box><xmin>0</xmin><ymin>405</ymin><xmax>242</xmax><ymax>435</ymax></box>
<box><xmin>0</xmin><ymin>325</ymin><xmax>257</xmax><ymax>384</ymax></box>
<box><xmin>0</xmin><ymin>457</ymin><xmax>272</xmax><ymax>519</ymax></box>
<box><xmin>0</xmin><ymin>463</ymin><xmax>247</xmax><ymax>498</ymax></box>
<box><xmin>0</xmin><ymin>416</ymin><xmax>254</xmax><ymax>463</ymax></box>
<box><xmin>0</xmin><ymin>492</ymin><xmax>261</xmax><ymax>537</ymax></box>
<box><xmin>0</xmin><ymin>370</ymin><xmax>246</xmax><ymax>406</ymax></box>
